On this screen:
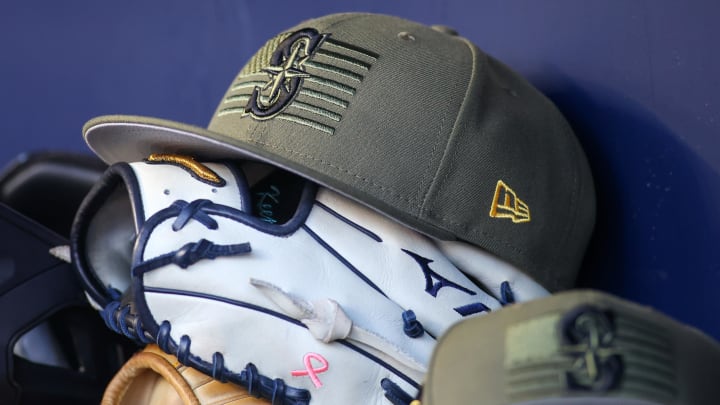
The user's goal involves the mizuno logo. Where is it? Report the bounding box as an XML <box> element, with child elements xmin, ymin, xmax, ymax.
<box><xmin>402</xmin><ymin>249</ymin><xmax>489</xmax><ymax>317</ymax></box>
<box><xmin>489</xmin><ymin>180</ymin><xmax>530</xmax><ymax>223</ymax></box>
<box><xmin>244</xmin><ymin>28</ymin><xmax>328</xmax><ymax>120</ymax></box>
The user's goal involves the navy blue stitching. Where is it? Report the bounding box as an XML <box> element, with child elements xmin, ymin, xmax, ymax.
<box><xmin>314</xmin><ymin>200</ymin><xmax>383</xmax><ymax>242</ymax></box>
<box><xmin>301</xmin><ymin>224</ymin><xmax>387</xmax><ymax>297</ymax></box>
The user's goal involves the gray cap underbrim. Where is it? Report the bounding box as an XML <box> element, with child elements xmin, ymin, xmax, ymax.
<box><xmin>83</xmin><ymin>114</ymin><xmax>457</xmax><ymax>240</ymax></box>
<box><xmin>86</xmin><ymin>115</ymin><xmax>272</xmax><ymax>167</ymax></box>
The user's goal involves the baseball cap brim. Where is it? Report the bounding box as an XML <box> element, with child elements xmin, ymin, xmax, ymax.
<box><xmin>83</xmin><ymin>114</ymin><xmax>456</xmax><ymax>239</ymax></box>
<box><xmin>85</xmin><ymin>114</ymin><xmax>283</xmax><ymax>167</ymax></box>
<box><xmin>422</xmin><ymin>290</ymin><xmax>720</xmax><ymax>404</ymax></box>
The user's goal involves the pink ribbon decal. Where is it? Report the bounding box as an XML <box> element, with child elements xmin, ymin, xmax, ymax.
<box><xmin>291</xmin><ymin>352</ymin><xmax>329</xmax><ymax>388</ymax></box>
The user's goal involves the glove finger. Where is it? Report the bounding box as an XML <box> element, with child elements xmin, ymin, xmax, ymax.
<box><xmin>307</xmin><ymin>189</ymin><xmax>504</xmax><ymax>338</ymax></box>
<box><xmin>435</xmin><ymin>239</ymin><xmax>550</xmax><ymax>304</ymax></box>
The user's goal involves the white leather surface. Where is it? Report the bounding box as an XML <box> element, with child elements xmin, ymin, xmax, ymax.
<box><xmin>92</xmin><ymin>159</ymin><xmax>549</xmax><ymax>404</ymax></box>
<box><xmin>129</xmin><ymin>161</ymin><xmax>248</xmax><ymax>218</ymax></box>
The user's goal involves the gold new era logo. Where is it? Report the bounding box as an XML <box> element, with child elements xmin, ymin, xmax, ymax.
<box><xmin>489</xmin><ymin>180</ymin><xmax>531</xmax><ymax>223</ymax></box>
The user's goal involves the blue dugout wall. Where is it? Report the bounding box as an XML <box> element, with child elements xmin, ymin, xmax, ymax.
<box><xmin>1</xmin><ymin>1</ymin><xmax>718</xmax><ymax>340</ymax></box>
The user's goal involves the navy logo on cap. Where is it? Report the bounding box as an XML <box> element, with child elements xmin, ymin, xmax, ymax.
<box><xmin>244</xmin><ymin>28</ymin><xmax>328</xmax><ymax>120</ymax></box>
<box><xmin>560</xmin><ymin>306</ymin><xmax>623</xmax><ymax>391</ymax></box>
<box><xmin>221</xmin><ymin>30</ymin><xmax>377</xmax><ymax>135</ymax></box>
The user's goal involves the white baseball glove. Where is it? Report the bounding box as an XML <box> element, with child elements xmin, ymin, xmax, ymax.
<box><xmin>71</xmin><ymin>154</ymin><xmax>548</xmax><ymax>405</ymax></box>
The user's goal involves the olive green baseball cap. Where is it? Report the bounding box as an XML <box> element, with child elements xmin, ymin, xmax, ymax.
<box><xmin>419</xmin><ymin>290</ymin><xmax>720</xmax><ymax>405</ymax></box>
<box><xmin>82</xmin><ymin>13</ymin><xmax>595</xmax><ymax>291</ymax></box>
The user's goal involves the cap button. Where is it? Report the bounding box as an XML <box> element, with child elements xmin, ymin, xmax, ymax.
<box><xmin>431</xmin><ymin>25</ymin><xmax>459</xmax><ymax>36</ymax></box>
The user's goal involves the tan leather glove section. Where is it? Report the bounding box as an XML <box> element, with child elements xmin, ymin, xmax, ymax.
<box><xmin>102</xmin><ymin>344</ymin><xmax>271</xmax><ymax>405</ymax></box>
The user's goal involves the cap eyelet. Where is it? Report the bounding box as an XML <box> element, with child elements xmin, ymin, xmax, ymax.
<box><xmin>397</xmin><ymin>31</ymin><xmax>416</xmax><ymax>41</ymax></box>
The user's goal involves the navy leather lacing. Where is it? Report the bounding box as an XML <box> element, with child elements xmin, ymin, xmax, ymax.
<box><xmin>382</xmin><ymin>378</ymin><xmax>414</xmax><ymax>405</ymax></box>
<box><xmin>157</xmin><ymin>321</ymin><xmax>311</xmax><ymax>405</ymax></box>
<box><xmin>132</xmin><ymin>239</ymin><xmax>251</xmax><ymax>275</ymax></box>
<box><xmin>132</xmin><ymin>198</ymin><xmax>252</xmax><ymax>275</ymax></box>
<box><xmin>402</xmin><ymin>310</ymin><xmax>424</xmax><ymax>338</ymax></box>
<box><xmin>102</xmin><ymin>302</ymin><xmax>311</xmax><ymax>405</ymax></box>
<box><xmin>100</xmin><ymin>300</ymin><xmax>154</xmax><ymax>344</ymax></box>
<box><xmin>500</xmin><ymin>281</ymin><xmax>515</xmax><ymax>305</ymax></box>
<box><xmin>172</xmin><ymin>199</ymin><xmax>218</xmax><ymax>231</ymax></box>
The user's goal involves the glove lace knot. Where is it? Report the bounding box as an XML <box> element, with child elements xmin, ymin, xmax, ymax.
<box><xmin>402</xmin><ymin>310</ymin><xmax>425</xmax><ymax>338</ymax></box>
<box><xmin>132</xmin><ymin>239</ymin><xmax>252</xmax><ymax>275</ymax></box>
<box><xmin>172</xmin><ymin>238</ymin><xmax>250</xmax><ymax>268</ymax></box>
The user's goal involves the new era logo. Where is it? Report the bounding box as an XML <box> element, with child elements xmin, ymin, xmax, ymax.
<box><xmin>489</xmin><ymin>180</ymin><xmax>530</xmax><ymax>223</ymax></box>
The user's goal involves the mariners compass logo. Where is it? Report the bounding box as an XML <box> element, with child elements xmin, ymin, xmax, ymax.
<box><xmin>560</xmin><ymin>306</ymin><xmax>623</xmax><ymax>391</ymax></box>
<box><xmin>222</xmin><ymin>28</ymin><xmax>376</xmax><ymax>134</ymax></box>
<box><xmin>244</xmin><ymin>28</ymin><xmax>328</xmax><ymax>120</ymax></box>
